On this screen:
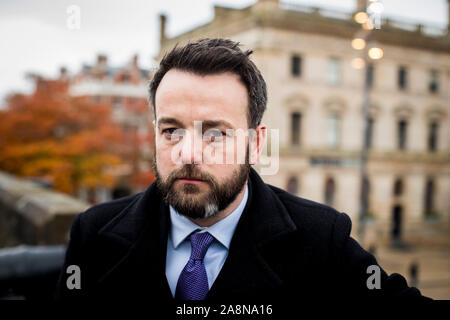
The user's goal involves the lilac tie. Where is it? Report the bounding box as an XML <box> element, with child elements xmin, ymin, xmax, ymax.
<box><xmin>175</xmin><ymin>232</ymin><xmax>215</xmax><ymax>300</ymax></box>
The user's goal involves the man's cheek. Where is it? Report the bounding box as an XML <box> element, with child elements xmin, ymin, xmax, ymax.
<box><xmin>156</xmin><ymin>143</ymin><xmax>178</xmax><ymax>167</ymax></box>
<box><xmin>155</xmin><ymin>153</ymin><xmax>172</xmax><ymax>177</ymax></box>
<box><xmin>203</xmin><ymin>142</ymin><xmax>226</xmax><ymax>165</ymax></box>
<box><xmin>225</xmin><ymin>138</ymin><xmax>245</xmax><ymax>165</ymax></box>
<box><xmin>163</xmin><ymin>143</ymin><xmax>183</xmax><ymax>165</ymax></box>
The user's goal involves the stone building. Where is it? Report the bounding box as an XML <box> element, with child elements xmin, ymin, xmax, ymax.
<box><xmin>157</xmin><ymin>0</ymin><xmax>450</xmax><ymax>244</ymax></box>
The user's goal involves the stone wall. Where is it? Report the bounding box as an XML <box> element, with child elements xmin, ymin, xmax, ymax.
<box><xmin>0</xmin><ymin>171</ymin><xmax>89</xmax><ymax>248</ymax></box>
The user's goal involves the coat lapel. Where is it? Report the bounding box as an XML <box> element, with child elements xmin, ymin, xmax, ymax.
<box><xmin>95</xmin><ymin>182</ymin><xmax>173</xmax><ymax>301</ymax></box>
<box><xmin>206</xmin><ymin>168</ymin><xmax>298</xmax><ymax>300</ymax></box>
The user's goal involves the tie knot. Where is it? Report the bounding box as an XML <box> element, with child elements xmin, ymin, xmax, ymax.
<box><xmin>189</xmin><ymin>232</ymin><xmax>214</xmax><ymax>261</ymax></box>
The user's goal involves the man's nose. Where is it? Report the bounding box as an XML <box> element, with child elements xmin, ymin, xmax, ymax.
<box><xmin>180</xmin><ymin>131</ymin><xmax>203</xmax><ymax>164</ymax></box>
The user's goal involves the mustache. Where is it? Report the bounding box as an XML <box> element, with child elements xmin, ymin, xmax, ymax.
<box><xmin>166</xmin><ymin>165</ymin><xmax>215</xmax><ymax>185</ymax></box>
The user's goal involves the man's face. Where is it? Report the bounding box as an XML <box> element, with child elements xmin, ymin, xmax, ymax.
<box><xmin>153</xmin><ymin>69</ymin><xmax>254</xmax><ymax>219</ymax></box>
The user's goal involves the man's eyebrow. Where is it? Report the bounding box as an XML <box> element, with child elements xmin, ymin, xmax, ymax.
<box><xmin>157</xmin><ymin>117</ymin><xmax>184</xmax><ymax>128</ymax></box>
<box><xmin>202</xmin><ymin>120</ymin><xmax>235</xmax><ymax>129</ymax></box>
<box><xmin>157</xmin><ymin>118</ymin><xmax>235</xmax><ymax>130</ymax></box>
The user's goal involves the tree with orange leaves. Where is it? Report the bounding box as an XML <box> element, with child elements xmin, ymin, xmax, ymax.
<box><xmin>0</xmin><ymin>77</ymin><xmax>127</xmax><ymax>195</ymax></box>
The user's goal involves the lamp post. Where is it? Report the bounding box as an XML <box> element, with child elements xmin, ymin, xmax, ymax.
<box><xmin>351</xmin><ymin>1</ymin><xmax>384</xmax><ymax>244</ymax></box>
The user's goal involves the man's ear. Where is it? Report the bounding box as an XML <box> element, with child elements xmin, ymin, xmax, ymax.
<box><xmin>249</xmin><ymin>124</ymin><xmax>267</xmax><ymax>165</ymax></box>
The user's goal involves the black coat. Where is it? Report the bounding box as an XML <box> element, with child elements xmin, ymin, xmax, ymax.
<box><xmin>55</xmin><ymin>168</ymin><xmax>428</xmax><ymax>305</ymax></box>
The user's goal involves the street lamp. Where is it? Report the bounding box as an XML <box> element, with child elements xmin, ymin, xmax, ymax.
<box><xmin>352</xmin><ymin>2</ymin><xmax>384</xmax><ymax>244</ymax></box>
<box><xmin>368</xmin><ymin>45</ymin><xmax>383</xmax><ymax>60</ymax></box>
<box><xmin>351</xmin><ymin>37</ymin><xmax>366</xmax><ymax>50</ymax></box>
<box><xmin>354</xmin><ymin>11</ymin><xmax>369</xmax><ymax>24</ymax></box>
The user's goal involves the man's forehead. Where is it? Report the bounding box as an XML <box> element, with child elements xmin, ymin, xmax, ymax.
<box><xmin>155</xmin><ymin>70</ymin><xmax>246</xmax><ymax>102</ymax></box>
<box><xmin>155</xmin><ymin>69</ymin><xmax>248</xmax><ymax>128</ymax></box>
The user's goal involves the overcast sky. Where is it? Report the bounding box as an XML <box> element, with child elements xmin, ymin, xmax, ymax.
<box><xmin>0</xmin><ymin>0</ymin><xmax>447</xmax><ymax>106</ymax></box>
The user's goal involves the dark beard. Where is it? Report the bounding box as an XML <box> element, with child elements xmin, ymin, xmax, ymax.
<box><xmin>154</xmin><ymin>162</ymin><xmax>250</xmax><ymax>220</ymax></box>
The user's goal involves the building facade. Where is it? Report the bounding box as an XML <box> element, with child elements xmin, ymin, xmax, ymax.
<box><xmin>157</xmin><ymin>0</ymin><xmax>450</xmax><ymax>243</ymax></box>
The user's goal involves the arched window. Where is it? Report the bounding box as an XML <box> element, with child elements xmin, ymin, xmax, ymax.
<box><xmin>290</xmin><ymin>112</ymin><xmax>302</xmax><ymax>146</ymax></box>
<box><xmin>428</xmin><ymin>121</ymin><xmax>439</xmax><ymax>152</ymax></box>
<box><xmin>326</xmin><ymin>113</ymin><xmax>340</xmax><ymax>149</ymax></box>
<box><xmin>324</xmin><ymin>177</ymin><xmax>336</xmax><ymax>206</ymax></box>
<box><xmin>287</xmin><ymin>176</ymin><xmax>299</xmax><ymax>195</ymax></box>
<box><xmin>429</xmin><ymin>69</ymin><xmax>439</xmax><ymax>93</ymax></box>
<box><xmin>397</xmin><ymin>119</ymin><xmax>408</xmax><ymax>150</ymax></box>
<box><xmin>327</xmin><ymin>57</ymin><xmax>341</xmax><ymax>85</ymax></box>
<box><xmin>398</xmin><ymin>66</ymin><xmax>408</xmax><ymax>90</ymax></box>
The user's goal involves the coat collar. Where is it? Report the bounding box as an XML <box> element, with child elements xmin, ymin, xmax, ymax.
<box><xmin>96</xmin><ymin>167</ymin><xmax>298</xmax><ymax>300</ymax></box>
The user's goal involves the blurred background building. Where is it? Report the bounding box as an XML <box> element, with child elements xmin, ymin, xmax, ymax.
<box><xmin>1</xmin><ymin>54</ymin><xmax>156</xmax><ymax>206</ymax></box>
<box><xmin>68</xmin><ymin>54</ymin><xmax>155</xmax><ymax>202</ymax></box>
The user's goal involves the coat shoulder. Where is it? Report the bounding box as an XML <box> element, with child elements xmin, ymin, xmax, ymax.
<box><xmin>268</xmin><ymin>184</ymin><xmax>352</xmax><ymax>247</ymax></box>
<box><xmin>76</xmin><ymin>193</ymin><xmax>142</xmax><ymax>234</ymax></box>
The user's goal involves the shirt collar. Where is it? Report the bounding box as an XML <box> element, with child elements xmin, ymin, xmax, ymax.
<box><xmin>169</xmin><ymin>183</ymin><xmax>248</xmax><ymax>250</ymax></box>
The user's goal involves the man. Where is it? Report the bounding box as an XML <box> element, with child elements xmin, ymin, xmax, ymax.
<box><xmin>55</xmin><ymin>38</ymin><xmax>427</xmax><ymax>304</ymax></box>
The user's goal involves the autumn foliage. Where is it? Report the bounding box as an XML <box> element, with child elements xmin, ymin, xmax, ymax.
<box><xmin>0</xmin><ymin>78</ymin><xmax>130</xmax><ymax>194</ymax></box>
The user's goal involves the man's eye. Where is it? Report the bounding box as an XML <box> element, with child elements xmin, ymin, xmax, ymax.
<box><xmin>204</xmin><ymin>129</ymin><xmax>225</xmax><ymax>142</ymax></box>
<box><xmin>162</xmin><ymin>128</ymin><xmax>175</xmax><ymax>136</ymax></box>
<box><xmin>162</xmin><ymin>128</ymin><xmax>184</xmax><ymax>140</ymax></box>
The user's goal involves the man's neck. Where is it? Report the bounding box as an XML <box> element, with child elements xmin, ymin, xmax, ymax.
<box><xmin>189</xmin><ymin>181</ymin><xmax>248</xmax><ymax>228</ymax></box>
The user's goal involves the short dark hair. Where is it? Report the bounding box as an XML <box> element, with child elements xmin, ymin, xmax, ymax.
<box><xmin>149</xmin><ymin>38</ymin><xmax>267</xmax><ymax>128</ymax></box>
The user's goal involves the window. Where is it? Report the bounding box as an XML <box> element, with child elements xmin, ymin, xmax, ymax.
<box><xmin>397</xmin><ymin>119</ymin><xmax>408</xmax><ymax>150</ymax></box>
<box><xmin>286</xmin><ymin>176</ymin><xmax>299</xmax><ymax>194</ymax></box>
<box><xmin>121</xmin><ymin>74</ymin><xmax>131</xmax><ymax>83</ymax></box>
<box><xmin>327</xmin><ymin>113</ymin><xmax>340</xmax><ymax>148</ymax></box>
<box><xmin>291</xmin><ymin>55</ymin><xmax>302</xmax><ymax>77</ymax></box>
<box><xmin>428</xmin><ymin>121</ymin><xmax>439</xmax><ymax>152</ymax></box>
<box><xmin>327</xmin><ymin>57</ymin><xmax>341</xmax><ymax>85</ymax></box>
<box><xmin>291</xmin><ymin>112</ymin><xmax>302</xmax><ymax>145</ymax></box>
<box><xmin>324</xmin><ymin>177</ymin><xmax>336</xmax><ymax>206</ymax></box>
<box><xmin>393</xmin><ymin>178</ymin><xmax>403</xmax><ymax>197</ymax></box>
<box><xmin>366</xmin><ymin>63</ymin><xmax>374</xmax><ymax>88</ymax></box>
<box><xmin>429</xmin><ymin>70</ymin><xmax>439</xmax><ymax>93</ymax></box>
<box><xmin>424</xmin><ymin>178</ymin><xmax>435</xmax><ymax>215</ymax></box>
<box><xmin>113</xmin><ymin>96</ymin><xmax>122</xmax><ymax>108</ymax></box>
<box><xmin>398</xmin><ymin>66</ymin><xmax>407</xmax><ymax>90</ymax></box>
